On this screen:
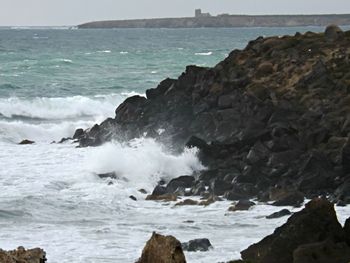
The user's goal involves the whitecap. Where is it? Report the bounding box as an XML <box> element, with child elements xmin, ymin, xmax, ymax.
<box><xmin>151</xmin><ymin>71</ymin><xmax>157</xmax><ymax>74</ymax></box>
<box><xmin>195</xmin><ymin>51</ymin><xmax>213</xmax><ymax>56</ymax></box>
<box><xmin>120</xmin><ymin>51</ymin><xmax>128</xmax><ymax>54</ymax></box>
<box><xmin>85</xmin><ymin>138</ymin><xmax>205</xmax><ymax>191</ymax></box>
<box><xmin>97</xmin><ymin>50</ymin><xmax>112</xmax><ymax>53</ymax></box>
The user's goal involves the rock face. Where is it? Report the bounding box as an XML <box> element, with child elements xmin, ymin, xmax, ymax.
<box><xmin>136</xmin><ymin>232</ymin><xmax>186</xmax><ymax>263</ymax></box>
<box><xmin>76</xmin><ymin>26</ymin><xmax>350</xmax><ymax>203</ymax></box>
<box><xmin>0</xmin><ymin>247</ymin><xmax>46</xmax><ymax>263</ymax></box>
<box><xmin>241</xmin><ymin>198</ymin><xmax>350</xmax><ymax>263</ymax></box>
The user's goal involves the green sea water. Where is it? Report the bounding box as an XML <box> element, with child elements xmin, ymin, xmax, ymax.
<box><xmin>1</xmin><ymin>26</ymin><xmax>346</xmax><ymax>99</ymax></box>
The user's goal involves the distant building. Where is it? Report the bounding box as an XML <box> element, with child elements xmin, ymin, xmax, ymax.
<box><xmin>195</xmin><ymin>9</ymin><xmax>211</xmax><ymax>18</ymax></box>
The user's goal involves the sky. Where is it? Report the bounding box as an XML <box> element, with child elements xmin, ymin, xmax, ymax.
<box><xmin>1</xmin><ymin>0</ymin><xmax>350</xmax><ymax>26</ymax></box>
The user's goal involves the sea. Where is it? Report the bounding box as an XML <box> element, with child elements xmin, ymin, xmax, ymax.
<box><xmin>0</xmin><ymin>26</ymin><xmax>349</xmax><ymax>262</ymax></box>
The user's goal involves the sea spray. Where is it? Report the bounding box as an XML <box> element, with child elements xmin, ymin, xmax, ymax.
<box><xmin>85</xmin><ymin>138</ymin><xmax>205</xmax><ymax>191</ymax></box>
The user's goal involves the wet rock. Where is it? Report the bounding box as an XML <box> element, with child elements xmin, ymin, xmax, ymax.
<box><xmin>175</xmin><ymin>199</ymin><xmax>198</xmax><ymax>206</ymax></box>
<box><xmin>146</xmin><ymin>194</ymin><xmax>177</xmax><ymax>202</ymax></box>
<box><xmin>271</xmin><ymin>191</ymin><xmax>304</xmax><ymax>207</ymax></box>
<box><xmin>72</xmin><ymin>128</ymin><xmax>84</xmax><ymax>139</ymax></box>
<box><xmin>182</xmin><ymin>238</ymin><xmax>212</xmax><ymax>252</ymax></box>
<box><xmin>138</xmin><ymin>189</ymin><xmax>148</xmax><ymax>194</ymax></box>
<box><xmin>129</xmin><ymin>195</ymin><xmax>137</xmax><ymax>201</ymax></box>
<box><xmin>345</xmin><ymin>218</ymin><xmax>350</xmax><ymax>246</ymax></box>
<box><xmin>266</xmin><ymin>209</ymin><xmax>292</xmax><ymax>219</ymax></box>
<box><xmin>0</xmin><ymin>246</ymin><xmax>46</xmax><ymax>263</ymax></box>
<box><xmin>166</xmin><ymin>176</ymin><xmax>195</xmax><ymax>194</ymax></box>
<box><xmin>333</xmin><ymin>178</ymin><xmax>350</xmax><ymax>204</ymax></box>
<box><xmin>198</xmin><ymin>195</ymin><xmax>221</xmax><ymax>206</ymax></box>
<box><xmin>241</xmin><ymin>198</ymin><xmax>345</xmax><ymax>263</ymax></box>
<box><xmin>293</xmin><ymin>240</ymin><xmax>350</xmax><ymax>263</ymax></box>
<box><xmin>151</xmin><ymin>185</ymin><xmax>167</xmax><ymax>196</ymax></box>
<box><xmin>228</xmin><ymin>200</ymin><xmax>255</xmax><ymax>212</ymax></box>
<box><xmin>136</xmin><ymin>232</ymin><xmax>186</xmax><ymax>263</ymax></box>
<box><xmin>18</xmin><ymin>139</ymin><xmax>35</xmax><ymax>145</ymax></box>
<box><xmin>97</xmin><ymin>172</ymin><xmax>118</xmax><ymax>179</ymax></box>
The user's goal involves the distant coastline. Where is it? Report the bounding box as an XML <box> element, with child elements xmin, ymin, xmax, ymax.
<box><xmin>78</xmin><ymin>13</ymin><xmax>350</xmax><ymax>29</ymax></box>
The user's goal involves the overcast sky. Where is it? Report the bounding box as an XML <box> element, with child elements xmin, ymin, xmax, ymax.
<box><xmin>1</xmin><ymin>0</ymin><xmax>350</xmax><ymax>26</ymax></box>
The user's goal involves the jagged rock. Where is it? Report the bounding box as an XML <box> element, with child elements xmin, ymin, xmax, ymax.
<box><xmin>72</xmin><ymin>128</ymin><xmax>84</xmax><ymax>139</ymax></box>
<box><xmin>345</xmin><ymin>218</ymin><xmax>350</xmax><ymax>246</ymax></box>
<box><xmin>182</xmin><ymin>238</ymin><xmax>212</xmax><ymax>252</ymax></box>
<box><xmin>166</xmin><ymin>176</ymin><xmax>195</xmax><ymax>194</ymax></box>
<box><xmin>293</xmin><ymin>240</ymin><xmax>350</xmax><ymax>263</ymax></box>
<box><xmin>266</xmin><ymin>209</ymin><xmax>292</xmax><ymax>219</ymax></box>
<box><xmin>0</xmin><ymin>246</ymin><xmax>46</xmax><ymax>263</ymax></box>
<box><xmin>136</xmin><ymin>232</ymin><xmax>186</xmax><ymax>263</ymax></box>
<box><xmin>18</xmin><ymin>139</ymin><xmax>35</xmax><ymax>145</ymax></box>
<box><xmin>75</xmin><ymin>28</ymin><xmax>350</xmax><ymax>203</ymax></box>
<box><xmin>228</xmin><ymin>200</ymin><xmax>255</xmax><ymax>212</ymax></box>
<box><xmin>151</xmin><ymin>185</ymin><xmax>167</xmax><ymax>196</ymax></box>
<box><xmin>241</xmin><ymin>198</ymin><xmax>345</xmax><ymax>263</ymax></box>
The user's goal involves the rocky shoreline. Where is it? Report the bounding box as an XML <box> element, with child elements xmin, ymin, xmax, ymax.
<box><xmin>66</xmin><ymin>25</ymin><xmax>350</xmax><ymax>262</ymax></box>
<box><xmin>74</xmin><ymin>25</ymin><xmax>350</xmax><ymax>206</ymax></box>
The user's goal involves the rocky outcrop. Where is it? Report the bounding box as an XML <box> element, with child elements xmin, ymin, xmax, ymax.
<box><xmin>240</xmin><ymin>198</ymin><xmax>350</xmax><ymax>263</ymax></box>
<box><xmin>136</xmin><ymin>232</ymin><xmax>186</xmax><ymax>263</ymax></box>
<box><xmin>76</xmin><ymin>26</ymin><xmax>350</xmax><ymax>203</ymax></box>
<box><xmin>0</xmin><ymin>247</ymin><xmax>46</xmax><ymax>263</ymax></box>
<box><xmin>181</xmin><ymin>238</ymin><xmax>212</xmax><ymax>252</ymax></box>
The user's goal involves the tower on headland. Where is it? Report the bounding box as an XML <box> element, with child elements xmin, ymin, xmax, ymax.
<box><xmin>195</xmin><ymin>9</ymin><xmax>211</xmax><ymax>18</ymax></box>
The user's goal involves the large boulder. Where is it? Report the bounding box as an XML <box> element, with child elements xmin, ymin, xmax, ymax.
<box><xmin>293</xmin><ymin>240</ymin><xmax>350</xmax><ymax>263</ymax></box>
<box><xmin>0</xmin><ymin>247</ymin><xmax>46</xmax><ymax>263</ymax></box>
<box><xmin>241</xmin><ymin>198</ymin><xmax>345</xmax><ymax>263</ymax></box>
<box><xmin>324</xmin><ymin>24</ymin><xmax>344</xmax><ymax>41</ymax></box>
<box><xmin>136</xmin><ymin>232</ymin><xmax>186</xmax><ymax>263</ymax></box>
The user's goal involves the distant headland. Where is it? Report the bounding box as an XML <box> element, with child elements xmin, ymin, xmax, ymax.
<box><xmin>78</xmin><ymin>9</ymin><xmax>350</xmax><ymax>29</ymax></box>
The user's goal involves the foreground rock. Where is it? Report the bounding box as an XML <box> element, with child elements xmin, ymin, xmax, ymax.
<box><xmin>0</xmin><ymin>247</ymin><xmax>46</xmax><ymax>263</ymax></box>
<box><xmin>136</xmin><ymin>232</ymin><xmax>186</xmax><ymax>263</ymax></box>
<box><xmin>76</xmin><ymin>26</ymin><xmax>350</xmax><ymax>203</ymax></box>
<box><xmin>240</xmin><ymin>198</ymin><xmax>350</xmax><ymax>263</ymax></box>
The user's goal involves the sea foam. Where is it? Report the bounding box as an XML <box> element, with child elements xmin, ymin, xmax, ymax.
<box><xmin>85</xmin><ymin>138</ymin><xmax>205</xmax><ymax>190</ymax></box>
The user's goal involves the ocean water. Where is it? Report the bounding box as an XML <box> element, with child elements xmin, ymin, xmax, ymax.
<box><xmin>0</xmin><ymin>26</ymin><xmax>349</xmax><ymax>262</ymax></box>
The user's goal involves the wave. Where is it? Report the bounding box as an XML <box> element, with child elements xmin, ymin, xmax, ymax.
<box><xmin>85</xmin><ymin>138</ymin><xmax>205</xmax><ymax>190</ymax></box>
<box><xmin>195</xmin><ymin>51</ymin><xmax>213</xmax><ymax>56</ymax></box>
<box><xmin>0</xmin><ymin>94</ymin><xmax>128</xmax><ymax>120</ymax></box>
<box><xmin>97</xmin><ymin>50</ymin><xmax>112</xmax><ymax>53</ymax></box>
<box><xmin>0</xmin><ymin>119</ymin><xmax>95</xmax><ymax>143</ymax></box>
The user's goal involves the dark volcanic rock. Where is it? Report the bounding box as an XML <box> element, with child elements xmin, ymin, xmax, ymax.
<box><xmin>166</xmin><ymin>176</ymin><xmax>195</xmax><ymax>194</ymax></box>
<box><xmin>241</xmin><ymin>198</ymin><xmax>345</xmax><ymax>263</ymax></box>
<box><xmin>18</xmin><ymin>139</ymin><xmax>35</xmax><ymax>145</ymax></box>
<box><xmin>293</xmin><ymin>240</ymin><xmax>350</xmax><ymax>263</ymax></box>
<box><xmin>182</xmin><ymin>238</ymin><xmax>212</xmax><ymax>252</ymax></box>
<box><xmin>0</xmin><ymin>246</ymin><xmax>46</xmax><ymax>263</ymax></box>
<box><xmin>266</xmin><ymin>209</ymin><xmax>292</xmax><ymax>219</ymax></box>
<box><xmin>136</xmin><ymin>232</ymin><xmax>186</xmax><ymax>263</ymax></box>
<box><xmin>75</xmin><ymin>26</ymin><xmax>350</xmax><ymax>202</ymax></box>
<box><xmin>271</xmin><ymin>190</ymin><xmax>304</xmax><ymax>207</ymax></box>
<box><xmin>228</xmin><ymin>200</ymin><xmax>255</xmax><ymax>211</ymax></box>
